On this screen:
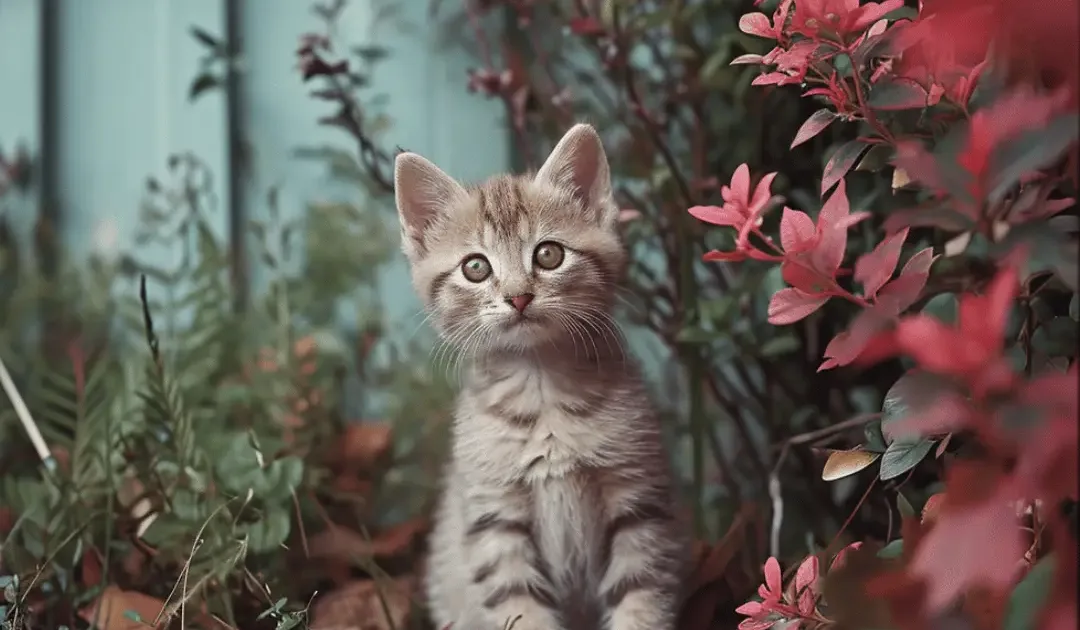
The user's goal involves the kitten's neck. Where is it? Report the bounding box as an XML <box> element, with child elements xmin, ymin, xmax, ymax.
<box><xmin>475</xmin><ymin>330</ymin><xmax>626</xmax><ymax>375</ymax></box>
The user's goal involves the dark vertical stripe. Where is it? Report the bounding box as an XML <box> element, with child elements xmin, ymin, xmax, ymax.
<box><xmin>37</xmin><ymin>0</ymin><xmax>60</xmax><ymax>277</ymax></box>
<box><xmin>224</xmin><ymin>0</ymin><xmax>248</xmax><ymax>312</ymax></box>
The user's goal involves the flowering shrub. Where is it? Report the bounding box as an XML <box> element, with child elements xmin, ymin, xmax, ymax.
<box><xmin>691</xmin><ymin>0</ymin><xmax>1078</xmax><ymax>627</ymax></box>
<box><xmin>296</xmin><ymin>0</ymin><xmax>1075</xmax><ymax>626</ymax></box>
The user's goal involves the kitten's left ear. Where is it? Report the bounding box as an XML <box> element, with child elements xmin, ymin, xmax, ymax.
<box><xmin>394</xmin><ymin>152</ymin><xmax>467</xmax><ymax>257</ymax></box>
<box><xmin>535</xmin><ymin>124</ymin><xmax>617</xmax><ymax>225</ymax></box>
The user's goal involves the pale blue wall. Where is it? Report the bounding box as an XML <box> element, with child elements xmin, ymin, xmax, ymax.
<box><xmin>0</xmin><ymin>0</ymin><xmax>40</xmax><ymax>244</ymax></box>
<box><xmin>0</xmin><ymin>0</ymin><xmax>509</xmax><ymax>337</ymax></box>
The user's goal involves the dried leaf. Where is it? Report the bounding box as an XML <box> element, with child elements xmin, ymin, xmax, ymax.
<box><xmin>679</xmin><ymin>505</ymin><xmax>758</xmax><ymax>630</ymax></box>
<box><xmin>81</xmin><ymin>547</ymin><xmax>104</xmax><ymax>589</ymax></box>
<box><xmin>892</xmin><ymin>167</ymin><xmax>912</xmax><ymax>190</ymax></box>
<box><xmin>311</xmin><ymin>577</ymin><xmax>414</xmax><ymax>630</ymax></box>
<box><xmin>307</xmin><ymin>518</ymin><xmax>428</xmax><ymax>562</ymax></box>
<box><xmin>79</xmin><ymin>586</ymin><xmax>167</xmax><ymax>630</ymax></box>
<box><xmin>338</xmin><ymin>422</ymin><xmax>393</xmax><ymax>470</ymax></box>
<box><xmin>822</xmin><ymin>448</ymin><xmax>880</xmax><ymax>481</ymax></box>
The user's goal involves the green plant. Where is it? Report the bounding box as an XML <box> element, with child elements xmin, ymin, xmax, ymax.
<box><xmin>0</xmin><ymin>147</ymin><xmax>449</xmax><ymax>628</ymax></box>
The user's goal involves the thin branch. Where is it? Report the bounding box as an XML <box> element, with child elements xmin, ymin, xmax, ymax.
<box><xmin>0</xmin><ymin>355</ymin><xmax>53</xmax><ymax>470</ymax></box>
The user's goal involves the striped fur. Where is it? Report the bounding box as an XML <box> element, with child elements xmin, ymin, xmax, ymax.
<box><xmin>394</xmin><ymin>125</ymin><xmax>691</xmax><ymax>630</ymax></box>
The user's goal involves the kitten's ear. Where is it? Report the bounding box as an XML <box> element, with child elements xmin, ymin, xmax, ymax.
<box><xmin>535</xmin><ymin>124</ymin><xmax>616</xmax><ymax>224</ymax></box>
<box><xmin>394</xmin><ymin>152</ymin><xmax>467</xmax><ymax>253</ymax></box>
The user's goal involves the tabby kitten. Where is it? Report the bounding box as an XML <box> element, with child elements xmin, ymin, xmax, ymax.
<box><xmin>394</xmin><ymin>124</ymin><xmax>690</xmax><ymax>630</ymax></box>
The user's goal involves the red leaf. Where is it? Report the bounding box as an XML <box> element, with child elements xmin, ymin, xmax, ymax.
<box><xmin>567</xmin><ymin>16</ymin><xmax>605</xmax><ymax>36</ymax></box>
<box><xmin>768</xmin><ymin>288</ymin><xmax>829</xmax><ymax>325</ymax></box>
<box><xmin>739</xmin><ymin>12</ymin><xmax>775</xmax><ymax>38</ymax></box>
<box><xmin>868</xmin><ymin>78</ymin><xmax>931</xmax><ymax>110</ymax></box>
<box><xmin>731</xmin><ymin>53</ymin><xmax>766</xmax><ymax>65</ymax></box>
<box><xmin>779</xmin><ymin>207</ymin><xmax>816</xmax><ymax>252</ymax></box>
<box><xmin>794</xmin><ymin>555</ymin><xmax>820</xmax><ymax>614</ymax></box>
<box><xmin>812</xmin><ymin>180</ymin><xmax>868</xmax><ymax>275</ymax></box>
<box><xmin>855</xmin><ymin>228</ymin><xmax>910</xmax><ymax>299</ymax></box>
<box><xmin>688</xmin><ymin>205</ymin><xmax>743</xmax><ymax>227</ymax></box>
<box><xmin>830</xmin><ymin>541</ymin><xmax>864</xmax><ymax>571</ymax></box>
<box><xmin>818</xmin><ymin>303</ymin><xmax>899</xmax><ymax>371</ymax></box>
<box><xmin>908</xmin><ymin>468</ymin><xmax>1026</xmax><ymax>613</ymax></box>
<box><xmin>791</xmin><ymin>109</ymin><xmax>837</xmax><ymax>149</ymax></box>
<box><xmin>703</xmin><ymin>249</ymin><xmax>749</xmax><ymax>262</ymax></box>
<box><xmin>822</xmin><ymin>140</ymin><xmax>870</xmax><ymax>196</ymax></box>
<box><xmin>876</xmin><ymin>247</ymin><xmax>937</xmax><ymax>312</ymax></box>
<box><xmin>763</xmin><ymin>556</ymin><xmax>783</xmax><ymax>597</ymax></box>
<box><xmin>82</xmin><ymin>548</ymin><xmax>103</xmax><ymax>589</ymax></box>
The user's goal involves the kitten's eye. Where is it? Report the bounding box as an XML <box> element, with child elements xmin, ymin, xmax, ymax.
<box><xmin>461</xmin><ymin>255</ymin><xmax>492</xmax><ymax>282</ymax></box>
<box><xmin>533</xmin><ymin>241</ymin><xmax>565</xmax><ymax>270</ymax></box>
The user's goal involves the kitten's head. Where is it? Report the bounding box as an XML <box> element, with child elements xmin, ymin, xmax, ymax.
<box><xmin>394</xmin><ymin>123</ymin><xmax>626</xmax><ymax>353</ymax></box>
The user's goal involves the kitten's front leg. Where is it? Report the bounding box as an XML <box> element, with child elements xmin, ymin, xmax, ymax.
<box><xmin>463</xmin><ymin>483</ymin><xmax>564</xmax><ymax>630</ymax></box>
<box><xmin>598</xmin><ymin>483</ymin><xmax>688</xmax><ymax>630</ymax></box>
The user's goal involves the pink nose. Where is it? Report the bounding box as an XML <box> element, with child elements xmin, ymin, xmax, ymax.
<box><xmin>507</xmin><ymin>293</ymin><xmax>534</xmax><ymax>313</ymax></box>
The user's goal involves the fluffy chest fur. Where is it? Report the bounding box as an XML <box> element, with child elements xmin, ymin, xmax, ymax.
<box><xmin>455</xmin><ymin>362</ymin><xmax>614</xmax><ymax>575</ymax></box>
<box><xmin>460</xmin><ymin>364</ymin><xmax>613</xmax><ymax>481</ymax></box>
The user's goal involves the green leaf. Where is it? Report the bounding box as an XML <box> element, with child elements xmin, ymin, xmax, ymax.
<box><xmin>760</xmin><ymin>335</ymin><xmax>800</xmax><ymax>357</ymax></box>
<box><xmin>244</xmin><ymin>509</ymin><xmax>292</xmax><ymax>554</ymax></box>
<box><xmin>1032</xmin><ymin>316</ymin><xmax>1079</xmax><ymax>357</ymax></box>
<box><xmin>920</xmin><ymin>293</ymin><xmax>958</xmax><ymax>324</ymax></box>
<box><xmin>189</xmin><ymin>26</ymin><xmax>222</xmax><ymax>50</ymax></box>
<box><xmin>881</xmin><ymin>370</ymin><xmax>954</xmax><ymax>441</ymax></box>
<box><xmin>676</xmin><ymin>326</ymin><xmax>718</xmax><ymax>344</ymax></box>
<box><xmin>256</xmin><ymin>456</ymin><xmax>304</xmax><ymax>503</ymax></box>
<box><xmin>863</xmin><ymin>420</ymin><xmax>888</xmax><ymax>454</ymax></box>
<box><xmin>990</xmin><ymin>114</ymin><xmax>1080</xmax><ymax>202</ymax></box>
<box><xmin>879</xmin><ymin>437</ymin><xmax>934</xmax><ymax>480</ymax></box>
<box><xmin>896</xmin><ymin>492</ymin><xmax>915</xmax><ymax>518</ymax></box>
<box><xmin>833</xmin><ymin>53</ymin><xmax>853</xmax><ymax>78</ymax></box>
<box><xmin>188</xmin><ymin>72</ymin><xmax>221</xmax><ymax>102</ymax></box>
<box><xmin>877</xmin><ymin>539</ymin><xmax>904</xmax><ymax>559</ymax></box>
<box><xmin>868</xmin><ymin>79</ymin><xmax>929</xmax><ymax>110</ymax></box>
<box><xmin>1003</xmin><ymin>555</ymin><xmax>1056</xmax><ymax>630</ymax></box>
<box><xmin>140</xmin><ymin>513</ymin><xmax>192</xmax><ymax>548</ymax></box>
<box><xmin>994</xmin><ymin>222</ymin><xmax>1079</xmax><ymax>291</ymax></box>
<box><xmin>855</xmin><ymin>144</ymin><xmax>893</xmax><ymax>173</ymax></box>
<box><xmin>700</xmin><ymin>48</ymin><xmax>729</xmax><ymax>83</ymax></box>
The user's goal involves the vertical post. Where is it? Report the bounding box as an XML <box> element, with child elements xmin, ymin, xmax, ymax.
<box><xmin>224</xmin><ymin>0</ymin><xmax>248</xmax><ymax>312</ymax></box>
<box><xmin>37</xmin><ymin>0</ymin><xmax>60</xmax><ymax>276</ymax></box>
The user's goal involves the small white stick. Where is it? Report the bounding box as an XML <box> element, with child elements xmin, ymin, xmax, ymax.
<box><xmin>0</xmin><ymin>354</ymin><xmax>53</xmax><ymax>466</ymax></box>
<box><xmin>769</xmin><ymin>473</ymin><xmax>783</xmax><ymax>559</ymax></box>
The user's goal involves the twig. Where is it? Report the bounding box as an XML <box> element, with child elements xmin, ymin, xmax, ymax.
<box><xmin>139</xmin><ymin>274</ymin><xmax>162</xmax><ymax>371</ymax></box>
<box><xmin>0</xmin><ymin>354</ymin><xmax>54</xmax><ymax>472</ymax></box>
<box><xmin>830</xmin><ymin>476</ymin><xmax>878</xmax><ymax>549</ymax></box>
<box><xmin>774</xmin><ymin>412</ymin><xmax>882</xmax><ymax>450</ymax></box>
<box><xmin>769</xmin><ymin>468</ymin><xmax>784</xmax><ymax>559</ymax></box>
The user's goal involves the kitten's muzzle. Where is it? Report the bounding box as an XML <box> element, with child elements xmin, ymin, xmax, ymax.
<box><xmin>506</xmin><ymin>293</ymin><xmax>534</xmax><ymax>313</ymax></box>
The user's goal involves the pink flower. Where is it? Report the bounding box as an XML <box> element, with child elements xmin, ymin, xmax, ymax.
<box><xmin>738</xmin><ymin>0</ymin><xmax>795</xmax><ymax>42</ymax></box>
<box><xmin>690</xmin><ymin>163</ymin><xmax>780</xmax><ymax>261</ymax></box>
<box><xmin>767</xmin><ymin>180</ymin><xmax>870</xmax><ymax>324</ymax></box>
<box><xmin>789</xmin><ymin>0</ymin><xmax>906</xmax><ymax>40</ymax></box>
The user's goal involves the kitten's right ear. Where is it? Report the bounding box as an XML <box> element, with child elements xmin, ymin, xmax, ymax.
<box><xmin>394</xmin><ymin>152</ymin><xmax>466</xmax><ymax>253</ymax></box>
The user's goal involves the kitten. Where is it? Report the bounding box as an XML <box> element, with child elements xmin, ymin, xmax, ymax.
<box><xmin>393</xmin><ymin>124</ymin><xmax>691</xmax><ymax>630</ymax></box>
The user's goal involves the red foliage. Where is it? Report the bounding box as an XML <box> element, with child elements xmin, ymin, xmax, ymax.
<box><xmin>690</xmin><ymin>0</ymin><xmax>1079</xmax><ymax>625</ymax></box>
<box><xmin>736</xmin><ymin>543</ymin><xmax>864</xmax><ymax>628</ymax></box>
